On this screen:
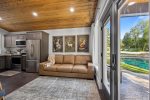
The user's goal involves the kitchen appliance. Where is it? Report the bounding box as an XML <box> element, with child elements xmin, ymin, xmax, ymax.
<box><xmin>16</xmin><ymin>39</ymin><xmax>26</xmax><ymax>47</ymax></box>
<box><xmin>26</xmin><ymin>40</ymin><xmax>40</xmax><ymax>72</ymax></box>
<box><xmin>12</xmin><ymin>55</ymin><xmax>21</xmax><ymax>69</ymax></box>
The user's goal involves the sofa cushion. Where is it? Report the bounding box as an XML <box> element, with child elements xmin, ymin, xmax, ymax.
<box><xmin>56</xmin><ymin>64</ymin><xmax>73</xmax><ymax>73</ymax></box>
<box><xmin>44</xmin><ymin>64</ymin><xmax>61</xmax><ymax>71</ymax></box>
<box><xmin>55</xmin><ymin>55</ymin><xmax>63</xmax><ymax>64</ymax></box>
<box><xmin>63</xmin><ymin>55</ymin><xmax>75</xmax><ymax>64</ymax></box>
<box><xmin>72</xmin><ymin>65</ymin><xmax>88</xmax><ymax>74</ymax></box>
<box><xmin>75</xmin><ymin>55</ymin><xmax>91</xmax><ymax>65</ymax></box>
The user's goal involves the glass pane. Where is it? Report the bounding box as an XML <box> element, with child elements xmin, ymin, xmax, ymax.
<box><xmin>103</xmin><ymin>18</ymin><xmax>111</xmax><ymax>92</ymax></box>
<box><xmin>119</xmin><ymin>0</ymin><xmax>149</xmax><ymax>100</ymax></box>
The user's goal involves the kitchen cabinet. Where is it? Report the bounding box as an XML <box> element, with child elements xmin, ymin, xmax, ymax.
<box><xmin>26</xmin><ymin>32</ymin><xmax>42</xmax><ymax>40</ymax></box>
<box><xmin>4</xmin><ymin>35</ymin><xmax>12</xmax><ymax>48</ymax></box>
<box><xmin>21</xmin><ymin>55</ymin><xmax>26</xmax><ymax>71</ymax></box>
<box><xmin>11</xmin><ymin>35</ymin><xmax>17</xmax><ymax>47</ymax></box>
<box><xmin>4</xmin><ymin>35</ymin><xmax>17</xmax><ymax>48</ymax></box>
<box><xmin>5</xmin><ymin>56</ymin><xmax>12</xmax><ymax>69</ymax></box>
<box><xmin>0</xmin><ymin>56</ymin><xmax>5</xmax><ymax>70</ymax></box>
<box><xmin>4</xmin><ymin>34</ymin><xmax>26</xmax><ymax>48</ymax></box>
<box><xmin>16</xmin><ymin>34</ymin><xmax>26</xmax><ymax>39</ymax></box>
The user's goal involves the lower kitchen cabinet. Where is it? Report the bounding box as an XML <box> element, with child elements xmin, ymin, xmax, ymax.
<box><xmin>21</xmin><ymin>55</ymin><xmax>26</xmax><ymax>71</ymax></box>
<box><xmin>0</xmin><ymin>56</ymin><xmax>5</xmax><ymax>70</ymax></box>
<box><xmin>5</xmin><ymin>56</ymin><xmax>12</xmax><ymax>69</ymax></box>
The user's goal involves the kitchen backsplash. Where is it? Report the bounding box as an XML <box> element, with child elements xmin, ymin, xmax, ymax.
<box><xmin>4</xmin><ymin>47</ymin><xmax>26</xmax><ymax>54</ymax></box>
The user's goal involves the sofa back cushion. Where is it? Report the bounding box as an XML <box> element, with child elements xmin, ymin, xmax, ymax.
<box><xmin>75</xmin><ymin>55</ymin><xmax>91</xmax><ymax>65</ymax></box>
<box><xmin>63</xmin><ymin>55</ymin><xmax>75</xmax><ymax>64</ymax></box>
<box><xmin>55</xmin><ymin>55</ymin><xmax>63</xmax><ymax>64</ymax></box>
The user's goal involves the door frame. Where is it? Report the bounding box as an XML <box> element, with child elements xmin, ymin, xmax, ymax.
<box><xmin>101</xmin><ymin>2</ymin><xmax>112</xmax><ymax>100</ymax></box>
<box><xmin>100</xmin><ymin>0</ymin><xmax>122</xmax><ymax>100</ymax></box>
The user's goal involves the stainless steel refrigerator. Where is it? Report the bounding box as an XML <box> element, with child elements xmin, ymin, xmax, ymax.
<box><xmin>26</xmin><ymin>40</ymin><xmax>40</xmax><ymax>72</ymax></box>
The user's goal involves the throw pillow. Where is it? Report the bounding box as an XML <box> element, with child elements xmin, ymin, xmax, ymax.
<box><xmin>44</xmin><ymin>62</ymin><xmax>53</xmax><ymax>68</ymax></box>
<box><xmin>48</xmin><ymin>54</ymin><xmax>55</xmax><ymax>64</ymax></box>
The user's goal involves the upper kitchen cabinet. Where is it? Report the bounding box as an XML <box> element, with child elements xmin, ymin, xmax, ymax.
<box><xmin>4</xmin><ymin>35</ymin><xmax>17</xmax><ymax>48</ymax></box>
<box><xmin>4</xmin><ymin>35</ymin><xmax>12</xmax><ymax>48</ymax></box>
<box><xmin>11</xmin><ymin>35</ymin><xmax>17</xmax><ymax>47</ymax></box>
<box><xmin>4</xmin><ymin>34</ymin><xmax>26</xmax><ymax>48</ymax></box>
<box><xmin>26</xmin><ymin>32</ymin><xmax>42</xmax><ymax>40</ymax></box>
<box><xmin>16</xmin><ymin>34</ymin><xmax>26</xmax><ymax>39</ymax></box>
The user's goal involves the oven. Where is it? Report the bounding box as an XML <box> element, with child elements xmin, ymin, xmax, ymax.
<box><xmin>12</xmin><ymin>55</ymin><xmax>21</xmax><ymax>68</ymax></box>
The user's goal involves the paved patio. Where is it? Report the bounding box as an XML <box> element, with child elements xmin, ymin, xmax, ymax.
<box><xmin>120</xmin><ymin>70</ymin><xmax>149</xmax><ymax>100</ymax></box>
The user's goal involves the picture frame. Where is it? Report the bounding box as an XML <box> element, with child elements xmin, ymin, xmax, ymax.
<box><xmin>77</xmin><ymin>35</ymin><xmax>89</xmax><ymax>52</ymax></box>
<box><xmin>53</xmin><ymin>36</ymin><xmax>63</xmax><ymax>52</ymax></box>
<box><xmin>65</xmin><ymin>36</ymin><xmax>76</xmax><ymax>52</ymax></box>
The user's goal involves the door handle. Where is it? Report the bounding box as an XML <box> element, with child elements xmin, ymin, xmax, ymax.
<box><xmin>112</xmin><ymin>54</ymin><xmax>116</xmax><ymax>70</ymax></box>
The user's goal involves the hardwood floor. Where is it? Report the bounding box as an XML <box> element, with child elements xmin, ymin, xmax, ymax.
<box><xmin>99</xmin><ymin>90</ymin><xmax>107</xmax><ymax>100</ymax></box>
<box><xmin>0</xmin><ymin>71</ymin><xmax>38</xmax><ymax>95</ymax></box>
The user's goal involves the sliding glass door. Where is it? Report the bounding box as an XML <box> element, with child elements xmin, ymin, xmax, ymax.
<box><xmin>118</xmin><ymin>0</ymin><xmax>149</xmax><ymax>100</ymax></box>
<box><xmin>102</xmin><ymin>17</ymin><xmax>111</xmax><ymax>97</ymax></box>
<box><xmin>101</xmin><ymin>3</ymin><xmax>118</xmax><ymax>100</ymax></box>
<box><xmin>101</xmin><ymin>0</ymin><xmax>149</xmax><ymax>100</ymax></box>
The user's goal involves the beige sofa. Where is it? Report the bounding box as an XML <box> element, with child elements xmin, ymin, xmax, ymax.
<box><xmin>39</xmin><ymin>55</ymin><xmax>95</xmax><ymax>79</ymax></box>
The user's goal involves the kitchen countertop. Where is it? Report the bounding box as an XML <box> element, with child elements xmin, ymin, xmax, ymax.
<box><xmin>0</xmin><ymin>54</ymin><xmax>26</xmax><ymax>57</ymax></box>
<box><xmin>0</xmin><ymin>54</ymin><xmax>12</xmax><ymax>56</ymax></box>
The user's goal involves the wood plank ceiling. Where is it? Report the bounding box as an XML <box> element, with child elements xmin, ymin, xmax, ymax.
<box><xmin>0</xmin><ymin>0</ymin><xmax>97</xmax><ymax>32</ymax></box>
<box><xmin>121</xmin><ymin>0</ymin><xmax>149</xmax><ymax>15</ymax></box>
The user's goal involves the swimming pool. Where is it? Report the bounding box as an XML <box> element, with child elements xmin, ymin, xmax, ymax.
<box><xmin>122</xmin><ymin>58</ymin><xmax>149</xmax><ymax>70</ymax></box>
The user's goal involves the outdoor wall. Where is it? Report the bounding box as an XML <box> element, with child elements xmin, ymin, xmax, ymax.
<box><xmin>10</xmin><ymin>27</ymin><xmax>92</xmax><ymax>55</ymax></box>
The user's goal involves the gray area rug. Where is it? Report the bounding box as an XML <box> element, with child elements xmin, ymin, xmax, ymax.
<box><xmin>0</xmin><ymin>71</ymin><xmax>20</xmax><ymax>76</ymax></box>
<box><xmin>5</xmin><ymin>76</ymin><xmax>100</xmax><ymax>100</ymax></box>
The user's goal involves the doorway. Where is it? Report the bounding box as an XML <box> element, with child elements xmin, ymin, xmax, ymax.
<box><xmin>118</xmin><ymin>0</ymin><xmax>149</xmax><ymax>100</ymax></box>
<box><xmin>101</xmin><ymin>0</ymin><xmax>149</xmax><ymax>100</ymax></box>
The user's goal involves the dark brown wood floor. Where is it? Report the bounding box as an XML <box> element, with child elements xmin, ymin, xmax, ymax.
<box><xmin>0</xmin><ymin>71</ymin><xmax>38</xmax><ymax>95</ymax></box>
<box><xmin>99</xmin><ymin>90</ymin><xmax>107</xmax><ymax>100</ymax></box>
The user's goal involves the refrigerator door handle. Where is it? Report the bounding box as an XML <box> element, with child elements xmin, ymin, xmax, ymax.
<box><xmin>31</xmin><ymin>44</ymin><xmax>34</xmax><ymax>57</ymax></box>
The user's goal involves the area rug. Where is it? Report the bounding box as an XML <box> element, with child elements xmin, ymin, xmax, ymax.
<box><xmin>0</xmin><ymin>71</ymin><xmax>20</xmax><ymax>76</ymax></box>
<box><xmin>5</xmin><ymin>76</ymin><xmax>100</xmax><ymax>100</ymax></box>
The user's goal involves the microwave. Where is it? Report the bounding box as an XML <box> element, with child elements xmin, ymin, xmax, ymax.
<box><xmin>16</xmin><ymin>39</ymin><xmax>26</xmax><ymax>47</ymax></box>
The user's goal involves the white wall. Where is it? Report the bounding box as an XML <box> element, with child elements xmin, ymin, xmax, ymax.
<box><xmin>11</xmin><ymin>27</ymin><xmax>92</xmax><ymax>55</ymax></box>
<box><xmin>44</xmin><ymin>27</ymin><xmax>91</xmax><ymax>55</ymax></box>
<box><xmin>91</xmin><ymin>0</ymin><xmax>111</xmax><ymax>89</ymax></box>
<box><xmin>0</xmin><ymin>28</ymin><xmax>9</xmax><ymax>54</ymax></box>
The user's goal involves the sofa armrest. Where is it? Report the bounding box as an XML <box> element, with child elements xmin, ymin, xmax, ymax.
<box><xmin>39</xmin><ymin>61</ymin><xmax>50</xmax><ymax>71</ymax></box>
<box><xmin>87</xmin><ymin>62</ymin><xmax>94</xmax><ymax>73</ymax></box>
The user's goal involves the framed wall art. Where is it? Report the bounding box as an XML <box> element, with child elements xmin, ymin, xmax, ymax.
<box><xmin>53</xmin><ymin>36</ymin><xmax>63</xmax><ymax>52</ymax></box>
<box><xmin>65</xmin><ymin>36</ymin><xmax>76</xmax><ymax>52</ymax></box>
<box><xmin>77</xmin><ymin>35</ymin><xmax>89</xmax><ymax>52</ymax></box>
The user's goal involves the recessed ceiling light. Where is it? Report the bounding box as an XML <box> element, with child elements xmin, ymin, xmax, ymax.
<box><xmin>70</xmin><ymin>7</ymin><xmax>75</xmax><ymax>13</ymax></box>
<box><xmin>0</xmin><ymin>17</ymin><xmax>3</xmax><ymax>21</ymax></box>
<box><xmin>32</xmin><ymin>12</ymin><xmax>38</xmax><ymax>17</ymax></box>
<box><xmin>128</xmin><ymin>2</ymin><xmax>136</xmax><ymax>6</ymax></box>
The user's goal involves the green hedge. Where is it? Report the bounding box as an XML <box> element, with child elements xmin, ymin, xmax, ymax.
<box><xmin>121</xmin><ymin>62</ymin><xmax>149</xmax><ymax>74</ymax></box>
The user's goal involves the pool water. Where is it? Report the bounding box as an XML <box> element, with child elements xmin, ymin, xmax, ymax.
<box><xmin>122</xmin><ymin>58</ymin><xmax>149</xmax><ymax>70</ymax></box>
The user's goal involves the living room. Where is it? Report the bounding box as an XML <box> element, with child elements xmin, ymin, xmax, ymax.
<box><xmin>0</xmin><ymin>0</ymin><xmax>149</xmax><ymax>100</ymax></box>
<box><xmin>0</xmin><ymin>0</ymin><xmax>103</xmax><ymax>100</ymax></box>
